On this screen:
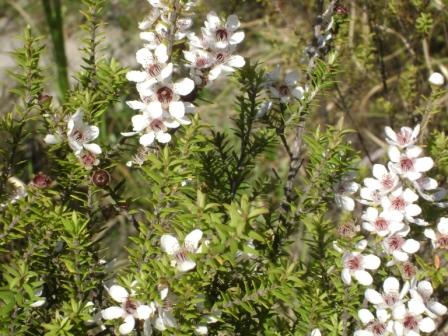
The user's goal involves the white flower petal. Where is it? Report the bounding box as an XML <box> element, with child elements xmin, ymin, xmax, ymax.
<box><xmin>127</xmin><ymin>71</ymin><xmax>147</xmax><ymax>83</ymax></box>
<box><xmin>383</xmin><ymin>277</ymin><xmax>400</xmax><ymax>294</ymax></box>
<box><xmin>127</xmin><ymin>100</ymin><xmax>146</xmax><ymax>110</ymax></box>
<box><xmin>155</xmin><ymin>132</ymin><xmax>171</xmax><ymax>143</ymax></box>
<box><xmin>136</xmin><ymin>305</ymin><xmax>154</xmax><ymax>320</ymax></box>
<box><xmin>341</xmin><ymin>269</ymin><xmax>352</xmax><ymax>285</ymax></box>
<box><xmin>437</xmin><ymin>217</ymin><xmax>448</xmax><ymax>234</ymax></box>
<box><xmin>358</xmin><ymin>309</ymin><xmax>374</xmax><ymax>324</ymax></box>
<box><xmin>419</xmin><ymin>317</ymin><xmax>436</xmax><ymax>332</ymax></box>
<box><xmin>160</xmin><ymin>235</ymin><xmax>180</xmax><ymax>255</ymax></box>
<box><xmin>365</xmin><ymin>289</ymin><xmax>384</xmax><ymax>305</ymax></box>
<box><xmin>184</xmin><ymin>229</ymin><xmax>203</xmax><ymax>251</ymax></box>
<box><xmin>392</xmin><ymin>303</ymin><xmax>406</xmax><ymax>319</ymax></box>
<box><xmin>119</xmin><ymin>315</ymin><xmax>136</xmax><ymax>335</ymax></box>
<box><xmin>408</xmin><ymin>298</ymin><xmax>426</xmax><ymax>315</ymax></box>
<box><xmin>84</xmin><ymin>143</ymin><xmax>102</xmax><ymax>155</ymax></box>
<box><xmin>177</xmin><ymin>259</ymin><xmax>196</xmax><ymax>272</ymax></box>
<box><xmin>428</xmin><ymin>301</ymin><xmax>447</xmax><ymax>316</ymax></box>
<box><xmin>402</xmin><ymin>239</ymin><xmax>420</xmax><ymax>254</ymax></box>
<box><xmin>226</xmin><ymin>55</ymin><xmax>245</xmax><ymax>68</ymax></box>
<box><xmin>140</xmin><ymin>133</ymin><xmax>156</xmax><ymax>146</ymax></box>
<box><xmin>388</xmin><ymin>146</ymin><xmax>401</xmax><ymax>162</ymax></box>
<box><xmin>169</xmin><ymin>101</ymin><xmax>186</xmax><ymax>119</ymax></box>
<box><xmin>101</xmin><ymin>306</ymin><xmax>125</xmax><ymax>320</ymax></box>
<box><xmin>109</xmin><ymin>285</ymin><xmax>129</xmax><ymax>303</ymax></box>
<box><xmin>414</xmin><ymin>157</ymin><xmax>434</xmax><ymax>172</ymax></box>
<box><xmin>44</xmin><ymin>134</ymin><xmax>61</xmax><ymax>144</ymax></box>
<box><xmin>174</xmin><ymin>78</ymin><xmax>195</xmax><ymax>96</ymax></box>
<box><xmin>229</xmin><ymin>31</ymin><xmax>245</xmax><ymax>45</ymax></box>
<box><xmin>354</xmin><ymin>270</ymin><xmax>373</xmax><ymax>286</ymax></box>
<box><xmin>226</xmin><ymin>14</ymin><xmax>240</xmax><ymax>30</ymax></box>
<box><xmin>362</xmin><ymin>255</ymin><xmax>381</xmax><ymax>270</ymax></box>
<box><xmin>145</xmin><ymin>102</ymin><xmax>163</xmax><ymax>118</ymax></box>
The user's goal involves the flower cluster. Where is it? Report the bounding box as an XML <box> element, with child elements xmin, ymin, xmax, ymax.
<box><xmin>44</xmin><ymin>109</ymin><xmax>102</xmax><ymax>170</ymax></box>
<box><xmin>185</xmin><ymin>11</ymin><xmax>245</xmax><ymax>87</ymax></box>
<box><xmin>334</xmin><ymin>125</ymin><xmax>447</xmax><ymax>335</ymax></box>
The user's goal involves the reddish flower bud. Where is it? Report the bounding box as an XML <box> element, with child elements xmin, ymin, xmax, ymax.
<box><xmin>32</xmin><ymin>172</ymin><xmax>52</xmax><ymax>188</ymax></box>
<box><xmin>38</xmin><ymin>94</ymin><xmax>53</xmax><ymax>108</ymax></box>
<box><xmin>401</xmin><ymin>261</ymin><xmax>417</xmax><ymax>279</ymax></box>
<box><xmin>91</xmin><ymin>169</ymin><xmax>111</xmax><ymax>188</ymax></box>
<box><xmin>335</xmin><ymin>5</ymin><xmax>348</xmax><ymax>16</ymax></box>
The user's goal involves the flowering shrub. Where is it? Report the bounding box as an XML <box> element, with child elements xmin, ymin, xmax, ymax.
<box><xmin>0</xmin><ymin>0</ymin><xmax>447</xmax><ymax>335</ymax></box>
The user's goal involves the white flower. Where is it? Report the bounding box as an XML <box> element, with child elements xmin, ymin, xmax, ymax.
<box><xmin>381</xmin><ymin>187</ymin><xmax>421</xmax><ymax>223</ymax></box>
<box><xmin>362</xmin><ymin>207</ymin><xmax>404</xmax><ymax>237</ymax></box>
<box><xmin>126</xmin><ymin>44</ymin><xmax>173</xmax><ymax>85</ymax></box>
<box><xmin>44</xmin><ymin>133</ymin><xmax>62</xmax><ymax>145</ymax></box>
<box><xmin>361</xmin><ymin>164</ymin><xmax>399</xmax><ymax>198</ymax></box>
<box><xmin>138</xmin><ymin>7</ymin><xmax>161</xmax><ymax>30</ymax></box>
<box><xmin>413</xmin><ymin>176</ymin><xmax>438</xmax><ymax>191</ymax></box>
<box><xmin>388</xmin><ymin>146</ymin><xmax>434</xmax><ymax>181</ymax></box>
<box><xmin>201</xmin><ymin>12</ymin><xmax>245</xmax><ymax>49</ymax></box>
<box><xmin>208</xmin><ymin>48</ymin><xmax>245</xmax><ymax>81</ymax></box>
<box><xmin>341</xmin><ymin>241</ymin><xmax>381</xmax><ymax>286</ymax></box>
<box><xmin>310</xmin><ymin>328</ymin><xmax>321</xmax><ymax>336</ymax></box>
<box><xmin>382</xmin><ymin>228</ymin><xmax>420</xmax><ymax>264</ymax></box>
<box><xmin>184</xmin><ymin>48</ymin><xmax>214</xmax><ymax>70</ymax></box>
<box><xmin>392</xmin><ymin>299</ymin><xmax>436</xmax><ymax>335</ymax></box>
<box><xmin>137</xmin><ymin>78</ymin><xmax>195</xmax><ymax>119</ymax></box>
<box><xmin>384</xmin><ymin>125</ymin><xmax>420</xmax><ymax>149</ymax></box>
<box><xmin>409</xmin><ymin>279</ymin><xmax>447</xmax><ymax>318</ymax></box>
<box><xmin>428</xmin><ymin>72</ymin><xmax>445</xmax><ymax>86</ymax></box>
<box><xmin>334</xmin><ymin>180</ymin><xmax>359</xmax><ymax>211</ymax></box>
<box><xmin>195</xmin><ymin>325</ymin><xmax>208</xmax><ymax>335</ymax></box>
<box><xmin>266</xmin><ymin>66</ymin><xmax>305</xmax><ymax>103</ymax></box>
<box><xmin>101</xmin><ymin>285</ymin><xmax>155</xmax><ymax>335</ymax></box>
<box><xmin>122</xmin><ymin>113</ymin><xmax>173</xmax><ymax>146</ymax></box>
<box><xmin>161</xmin><ymin>229</ymin><xmax>203</xmax><ymax>272</ymax></box>
<box><xmin>77</xmin><ymin>150</ymin><xmax>100</xmax><ymax>170</ymax></box>
<box><xmin>365</xmin><ymin>277</ymin><xmax>409</xmax><ymax>310</ymax></box>
<box><xmin>30</xmin><ymin>288</ymin><xmax>46</xmax><ymax>308</ymax></box>
<box><xmin>67</xmin><ymin>110</ymin><xmax>102</xmax><ymax>156</ymax></box>
<box><xmin>355</xmin><ymin>309</ymin><xmax>393</xmax><ymax>336</ymax></box>
<box><xmin>424</xmin><ymin>217</ymin><xmax>448</xmax><ymax>250</ymax></box>
<box><xmin>144</xmin><ymin>286</ymin><xmax>177</xmax><ymax>334</ymax></box>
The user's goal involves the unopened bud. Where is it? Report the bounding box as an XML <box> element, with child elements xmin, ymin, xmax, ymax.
<box><xmin>32</xmin><ymin>172</ymin><xmax>52</xmax><ymax>188</ymax></box>
<box><xmin>91</xmin><ymin>169</ymin><xmax>111</xmax><ymax>188</ymax></box>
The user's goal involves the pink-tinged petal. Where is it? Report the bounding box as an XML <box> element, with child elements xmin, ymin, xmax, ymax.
<box><xmin>428</xmin><ymin>301</ymin><xmax>447</xmax><ymax>316</ymax></box>
<box><xmin>160</xmin><ymin>235</ymin><xmax>180</xmax><ymax>255</ymax></box>
<box><xmin>341</xmin><ymin>269</ymin><xmax>352</xmax><ymax>285</ymax></box>
<box><xmin>372</xmin><ymin>164</ymin><xmax>388</xmax><ymax>179</ymax></box>
<box><xmin>437</xmin><ymin>217</ymin><xmax>448</xmax><ymax>234</ymax></box>
<box><xmin>392</xmin><ymin>303</ymin><xmax>406</xmax><ymax>319</ymax></box>
<box><xmin>406</xmin><ymin>146</ymin><xmax>422</xmax><ymax>158</ymax></box>
<box><xmin>385</xmin><ymin>126</ymin><xmax>398</xmax><ymax>142</ymax></box>
<box><xmin>414</xmin><ymin>157</ymin><xmax>434</xmax><ymax>172</ymax></box>
<box><xmin>358</xmin><ymin>309</ymin><xmax>374</xmax><ymax>324</ymax></box>
<box><xmin>101</xmin><ymin>306</ymin><xmax>125</xmax><ymax>320</ymax></box>
<box><xmin>226</xmin><ymin>55</ymin><xmax>245</xmax><ymax>68</ymax></box>
<box><xmin>408</xmin><ymin>298</ymin><xmax>426</xmax><ymax>315</ymax></box>
<box><xmin>169</xmin><ymin>101</ymin><xmax>185</xmax><ymax>119</ymax></box>
<box><xmin>119</xmin><ymin>315</ymin><xmax>136</xmax><ymax>335</ymax></box>
<box><xmin>365</xmin><ymin>289</ymin><xmax>384</xmax><ymax>305</ymax></box>
<box><xmin>419</xmin><ymin>317</ymin><xmax>435</xmax><ymax>333</ymax></box>
<box><xmin>136</xmin><ymin>304</ymin><xmax>154</xmax><ymax>320</ymax></box>
<box><xmin>155</xmin><ymin>132</ymin><xmax>171</xmax><ymax>144</ymax></box>
<box><xmin>383</xmin><ymin>276</ymin><xmax>400</xmax><ymax>294</ymax></box>
<box><xmin>388</xmin><ymin>146</ymin><xmax>401</xmax><ymax>163</ymax></box>
<box><xmin>208</xmin><ymin>65</ymin><xmax>222</xmax><ymax>81</ymax></box>
<box><xmin>83</xmin><ymin>143</ymin><xmax>102</xmax><ymax>155</ymax></box>
<box><xmin>109</xmin><ymin>285</ymin><xmax>129</xmax><ymax>303</ymax></box>
<box><xmin>174</xmin><ymin>78</ymin><xmax>194</xmax><ymax>96</ymax></box>
<box><xmin>127</xmin><ymin>100</ymin><xmax>146</xmax><ymax>110</ymax></box>
<box><xmin>184</xmin><ymin>229</ymin><xmax>203</xmax><ymax>252</ymax></box>
<box><xmin>354</xmin><ymin>270</ymin><xmax>373</xmax><ymax>286</ymax></box>
<box><xmin>139</xmin><ymin>133</ymin><xmax>155</xmax><ymax>146</ymax></box>
<box><xmin>229</xmin><ymin>31</ymin><xmax>245</xmax><ymax>45</ymax></box>
<box><xmin>402</xmin><ymin>239</ymin><xmax>420</xmax><ymax>254</ymax></box>
<box><xmin>131</xmin><ymin>114</ymin><xmax>150</xmax><ymax>132</ymax></box>
<box><xmin>226</xmin><ymin>14</ymin><xmax>240</xmax><ymax>30</ymax></box>
<box><xmin>126</xmin><ymin>71</ymin><xmax>147</xmax><ymax>83</ymax></box>
<box><xmin>405</xmin><ymin>204</ymin><xmax>421</xmax><ymax>217</ymax></box>
<box><xmin>177</xmin><ymin>259</ymin><xmax>196</xmax><ymax>272</ymax></box>
<box><xmin>362</xmin><ymin>255</ymin><xmax>380</xmax><ymax>270</ymax></box>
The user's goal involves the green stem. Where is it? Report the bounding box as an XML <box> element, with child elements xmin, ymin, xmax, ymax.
<box><xmin>41</xmin><ymin>0</ymin><xmax>69</xmax><ymax>100</ymax></box>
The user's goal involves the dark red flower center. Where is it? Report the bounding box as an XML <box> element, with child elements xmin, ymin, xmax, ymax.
<box><xmin>124</xmin><ymin>299</ymin><xmax>138</xmax><ymax>315</ymax></box>
<box><xmin>437</xmin><ymin>235</ymin><xmax>448</xmax><ymax>249</ymax></box>
<box><xmin>279</xmin><ymin>85</ymin><xmax>290</xmax><ymax>96</ymax></box>
<box><xmin>374</xmin><ymin>217</ymin><xmax>389</xmax><ymax>231</ymax></box>
<box><xmin>386</xmin><ymin>234</ymin><xmax>404</xmax><ymax>251</ymax></box>
<box><xmin>381</xmin><ymin>175</ymin><xmax>395</xmax><ymax>189</ymax></box>
<box><xmin>368</xmin><ymin>321</ymin><xmax>387</xmax><ymax>335</ymax></box>
<box><xmin>391</xmin><ymin>197</ymin><xmax>406</xmax><ymax>211</ymax></box>
<box><xmin>149</xmin><ymin>119</ymin><xmax>165</xmax><ymax>132</ymax></box>
<box><xmin>157</xmin><ymin>87</ymin><xmax>173</xmax><ymax>104</ymax></box>
<box><xmin>399</xmin><ymin>157</ymin><xmax>414</xmax><ymax>172</ymax></box>
<box><xmin>345</xmin><ymin>255</ymin><xmax>362</xmax><ymax>270</ymax></box>
<box><xmin>403</xmin><ymin>314</ymin><xmax>418</xmax><ymax>330</ymax></box>
<box><xmin>216</xmin><ymin>29</ymin><xmax>228</xmax><ymax>41</ymax></box>
<box><xmin>147</xmin><ymin>64</ymin><xmax>162</xmax><ymax>78</ymax></box>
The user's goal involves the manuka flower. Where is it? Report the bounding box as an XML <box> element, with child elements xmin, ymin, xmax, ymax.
<box><xmin>361</xmin><ymin>207</ymin><xmax>404</xmax><ymax>237</ymax></box>
<box><xmin>381</xmin><ymin>187</ymin><xmax>421</xmax><ymax>223</ymax></box>
<box><xmin>388</xmin><ymin>146</ymin><xmax>434</xmax><ymax>181</ymax></box>
<box><xmin>409</xmin><ymin>279</ymin><xmax>447</xmax><ymax>318</ymax></box>
<box><xmin>101</xmin><ymin>285</ymin><xmax>155</xmax><ymax>335</ymax></box>
<box><xmin>67</xmin><ymin>110</ymin><xmax>102</xmax><ymax>156</ymax></box>
<box><xmin>382</xmin><ymin>228</ymin><xmax>420</xmax><ymax>265</ymax></box>
<box><xmin>361</xmin><ymin>164</ymin><xmax>399</xmax><ymax>199</ymax></box>
<box><xmin>122</xmin><ymin>113</ymin><xmax>175</xmax><ymax>146</ymax></box>
<box><xmin>334</xmin><ymin>178</ymin><xmax>359</xmax><ymax>211</ymax></box>
<box><xmin>384</xmin><ymin>125</ymin><xmax>420</xmax><ymax>149</ymax></box>
<box><xmin>161</xmin><ymin>229</ymin><xmax>203</xmax><ymax>272</ymax></box>
<box><xmin>266</xmin><ymin>66</ymin><xmax>305</xmax><ymax>103</ymax></box>
<box><xmin>424</xmin><ymin>217</ymin><xmax>448</xmax><ymax>250</ymax></box>
<box><xmin>126</xmin><ymin>44</ymin><xmax>173</xmax><ymax>86</ymax></box>
<box><xmin>364</xmin><ymin>277</ymin><xmax>409</xmax><ymax>311</ymax></box>
<box><xmin>201</xmin><ymin>12</ymin><xmax>245</xmax><ymax>49</ymax></box>
<box><xmin>355</xmin><ymin>309</ymin><xmax>393</xmax><ymax>336</ymax></box>
<box><xmin>392</xmin><ymin>299</ymin><xmax>436</xmax><ymax>335</ymax></box>
<box><xmin>341</xmin><ymin>240</ymin><xmax>381</xmax><ymax>286</ymax></box>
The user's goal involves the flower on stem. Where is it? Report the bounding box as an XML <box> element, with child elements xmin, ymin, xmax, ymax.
<box><xmin>362</xmin><ymin>207</ymin><xmax>404</xmax><ymax>237</ymax></box>
<box><xmin>365</xmin><ymin>277</ymin><xmax>409</xmax><ymax>311</ymax></box>
<box><xmin>382</xmin><ymin>229</ymin><xmax>420</xmax><ymax>265</ymax></box>
<box><xmin>355</xmin><ymin>309</ymin><xmax>393</xmax><ymax>336</ymax></box>
<box><xmin>67</xmin><ymin>110</ymin><xmax>102</xmax><ymax>156</ymax></box>
<box><xmin>388</xmin><ymin>146</ymin><xmax>434</xmax><ymax>181</ymax></box>
<box><xmin>384</xmin><ymin>125</ymin><xmax>420</xmax><ymax>149</ymax></box>
<box><xmin>334</xmin><ymin>179</ymin><xmax>359</xmax><ymax>211</ymax></box>
<box><xmin>201</xmin><ymin>12</ymin><xmax>245</xmax><ymax>50</ymax></box>
<box><xmin>161</xmin><ymin>229</ymin><xmax>203</xmax><ymax>272</ymax></box>
<box><xmin>361</xmin><ymin>164</ymin><xmax>399</xmax><ymax>201</ymax></box>
<box><xmin>392</xmin><ymin>299</ymin><xmax>436</xmax><ymax>335</ymax></box>
<box><xmin>341</xmin><ymin>240</ymin><xmax>381</xmax><ymax>286</ymax></box>
<box><xmin>424</xmin><ymin>217</ymin><xmax>448</xmax><ymax>250</ymax></box>
<box><xmin>265</xmin><ymin>66</ymin><xmax>305</xmax><ymax>103</ymax></box>
<box><xmin>409</xmin><ymin>279</ymin><xmax>447</xmax><ymax>318</ymax></box>
<box><xmin>101</xmin><ymin>285</ymin><xmax>155</xmax><ymax>335</ymax></box>
<box><xmin>381</xmin><ymin>187</ymin><xmax>421</xmax><ymax>223</ymax></box>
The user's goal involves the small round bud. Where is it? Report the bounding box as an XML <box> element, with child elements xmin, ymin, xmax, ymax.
<box><xmin>91</xmin><ymin>169</ymin><xmax>111</xmax><ymax>188</ymax></box>
<box><xmin>337</xmin><ymin>222</ymin><xmax>358</xmax><ymax>238</ymax></box>
<box><xmin>335</xmin><ymin>5</ymin><xmax>348</xmax><ymax>15</ymax></box>
<box><xmin>428</xmin><ymin>72</ymin><xmax>445</xmax><ymax>86</ymax></box>
<box><xmin>32</xmin><ymin>172</ymin><xmax>52</xmax><ymax>188</ymax></box>
<box><xmin>38</xmin><ymin>94</ymin><xmax>53</xmax><ymax>108</ymax></box>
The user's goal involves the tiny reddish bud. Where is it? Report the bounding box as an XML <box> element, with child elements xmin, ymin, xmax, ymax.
<box><xmin>335</xmin><ymin>5</ymin><xmax>348</xmax><ymax>15</ymax></box>
<box><xmin>32</xmin><ymin>172</ymin><xmax>52</xmax><ymax>188</ymax></box>
<box><xmin>38</xmin><ymin>94</ymin><xmax>53</xmax><ymax>107</ymax></box>
<box><xmin>91</xmin><ymin>169</ymin><xmax>111</xmax><ymax>188</ymax></box>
